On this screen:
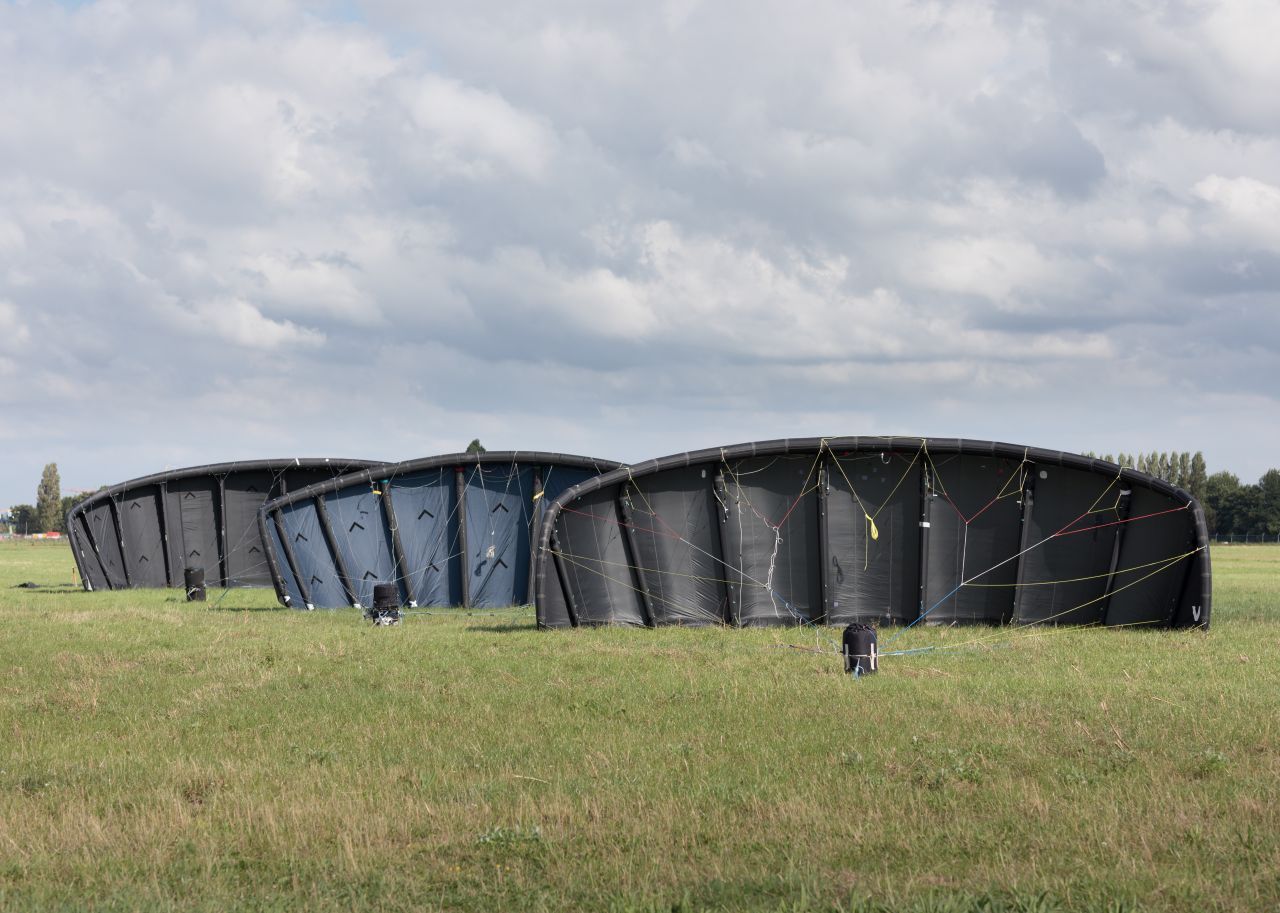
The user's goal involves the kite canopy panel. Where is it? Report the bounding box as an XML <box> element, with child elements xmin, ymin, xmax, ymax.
<box><xmin>67</xmin><ymin>459</ymin><xmax>383</xmax><ymax>592</ymax></box>
<box><xmin>534</xmin><ymin>438</ymin><xmax>1212</xmax><ymax>630</ymax></box>
<box><xmin>259</xmin><ymin>452</ymin><xmax>621</xmax><ymax>610</ymax></box>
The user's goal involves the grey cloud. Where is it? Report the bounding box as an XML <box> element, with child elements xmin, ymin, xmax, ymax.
<box><xmin>1</xmin><ymin>0</ymin><xmax>1278</xmax><ymax>507</ymax></box>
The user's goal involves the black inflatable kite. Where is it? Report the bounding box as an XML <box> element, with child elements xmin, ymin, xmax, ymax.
<box><xmin>67</xmin><ymin>458</ymin><xmax>381</xmax><ymax>591</ymax></box>
<box><xmin>260</xmin><ymin>451</ymin><xmax>620</xmax><ymax>610</ymax></box>
<box><xmin>534</xmin><ymin>438</ymin><xmax>1211</xmax><ymax>629</ymax></box>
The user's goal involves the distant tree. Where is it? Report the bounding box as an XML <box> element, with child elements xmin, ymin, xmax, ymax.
<box><xmin>466</xmin><ymin>439</ymin><xmax>487</xmax><ymax>455</ymax></box>
<box><xmin>36</xmin><ymin>463</ymin><xmax>61</xmax><ymax>533</ymax></box>
<box><xmin>55</xmin><ymin>492</ymin><xmax>93</xmax><ymax>534</ymax></box>
<box><xmin>1259</xmin><ymin>469</ymin><xmax>1280</xmax><ymax>537</ymax></box>
<box><xmin>1176</xmin><ymin>452</ymin><xmax>1192</xmax><ymax>490</ymax></box>
<box><xmin>1204</xmin><ymin>471</ymin><xmax>1240</xmax><ymax>536</ymax></box>
<box><xmin>1232</xmin><ymin>484</ymin><xmax>1265</xmax><ymax>536</ymax></box>
<box><xmin>10</xmin><ymin>504</ymin><xmax>37</xmax><ymax>535</ymax></box>
<box><xmin>1188</xmin><ymin>453</ymin><xmax>1208</xmax><ymax>505</ymax></box>
<box><xmin>1121</xmin><ymin>450</ymin><xmax>1203</xmax><ymax>489</ymax></box>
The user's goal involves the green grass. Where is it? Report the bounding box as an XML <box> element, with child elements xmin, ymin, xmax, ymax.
<box><xmin>1</xmin><ymin>540</ymin><xmax>1278</xmax><ymax>912</ymax></box>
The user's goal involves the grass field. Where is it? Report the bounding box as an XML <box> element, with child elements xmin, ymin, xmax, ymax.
<box><xmin>0</xmin><ymin>541</ymin><xmax>1277</xmax><ymax>912</ymax></box>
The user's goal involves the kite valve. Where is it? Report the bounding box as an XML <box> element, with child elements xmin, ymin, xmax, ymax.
<box><xmin>368</xmin><ymin>582</ymin><xmax>401</xmax><ymax>626</ymax></box>
<box><xmin>184</xmin><ymin>566</ymin><xmax>205</xmax><ymax>602</ymax></box>
<box><xmin>842</xmin><ymin>624</ymin><xmax>878</xmax><ymax>676</ymax></box>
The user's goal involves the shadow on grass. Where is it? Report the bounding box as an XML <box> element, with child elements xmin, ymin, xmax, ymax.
<box><xmin>466</xmin><ymin>622</ymin><xmax>536</xmax><ymax>634</ymax></box>
<box><xmin>201</xmin><ymin>604</ymin><xmax>289</xmax><ymax>613</ymax></box>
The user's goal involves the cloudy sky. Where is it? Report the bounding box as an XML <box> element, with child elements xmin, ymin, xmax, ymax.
<box><xmin>1</xmin><ymin>0</ymin><xmax>1278</xmax><ymax>507</ymax></box>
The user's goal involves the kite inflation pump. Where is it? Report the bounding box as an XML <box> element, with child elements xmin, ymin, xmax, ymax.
<box><xmin>184</xmin><ymin>566</ymin><xmax>205</xmax><ymax>603</ymax></box>
<box><xmin>368</xmin><ymin>583</ymin><xmax>401</xmax><ymax>626</ymax></box>
<box><xmin>842</xmin><ymin>624</ymin><xmax>878</xmax><ymax>677</ymax></box>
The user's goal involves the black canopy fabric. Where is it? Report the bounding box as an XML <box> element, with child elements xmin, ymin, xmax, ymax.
<box><xmin>534</xmin><ymin>438</ymin><xmax>1212</xmax><ymax>630</ymax></box>
<box><xmin>259</xmin><ymin>452</ymin><xmax>620</xmax><ymax>610</ymax></box>
<box><xmin>66</xmin><ymin>459</ymin><xmax>383</xmax><ymax>591</ymax></box>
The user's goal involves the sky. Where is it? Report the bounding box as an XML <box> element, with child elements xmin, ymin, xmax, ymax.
<box><xmin>1</xmin><ymin>0</ymin><xmax>1278</xmax><ymax>508</ymax></box>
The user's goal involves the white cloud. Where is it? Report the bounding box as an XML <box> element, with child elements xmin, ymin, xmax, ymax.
<box><xmin>915</xmin><ymin>236</ymin><xmax>1073</xmax><ymax>305</ymax></box>
<box><xmin>397</xmin><ymin>75</ymin><xmax>559</xmax><ymax>181</ymax></box>
<box><xmin>207</xmin><ymin>298</ymin><xmax>325</xmax><ymax>350</ymax></box>
<box><xmin>242</xmin><ymin>253</ymin><xmax>382</xmax><ymax>325</ymax></box>
<box><xmin>0</xmin><ymin>219</ymin><xmax>24</xmax><ymax>259</ymax></box>
<box><xmin>157</xmin><ymin>296</ymin><xmax>325</xmax><ymax>351</ymax></box>
<box><xmin>0</xmin><ymin>300</ymin><xmax>31</xmax><ymax>351</ymax></box>
<box><xmin>1194</xmin><ymin>174</ymin><xmax>1280</xmax><ymax>249</ymax></box>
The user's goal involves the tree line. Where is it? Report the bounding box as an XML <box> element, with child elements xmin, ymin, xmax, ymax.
<box><xmin>1084</xmin><ymin>451</ymin><xmax>1280</xmax><ymax>539</ymax></box>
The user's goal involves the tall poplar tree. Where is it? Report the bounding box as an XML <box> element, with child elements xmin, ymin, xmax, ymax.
<box><xmin>36</xmin><ymin>463</ymin><xmax>61</xmax><ymax>533</ymax></box>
